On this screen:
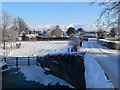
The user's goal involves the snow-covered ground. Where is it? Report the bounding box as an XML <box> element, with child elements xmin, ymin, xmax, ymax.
<box><xmin>20</xmin><ymin>65</ymin><xmax>74</xmax><ymax>88</ymax></box>
<box><xmin>0</xmin><ymin>61</ymin><xmax>7</xmax><ymax>68</ymax></box>
<box><xmin>9</xmin><ymin>41</ymin><xmax>70</xmax><ymax>57</ymax></box>
<box><xmin>84</xmin><ymin>52</ymin><xmax>114</xmax><ymax>88</ymax></box>
<box><xmin>0</xmin><ymin>44</ymin><xmax>3</xmax><ymax>56</ymax></box>
<box><xmin>2</xmin><ymin>40</ymin><xmax>118</xmax><ymax>88</ymax></box>
<box><xmin>99</xmin><ymin>39</ymin><xmax>120</xmax><ymax>43</ymax></box>
<box><xmin>0</xmin><ymin>42</ymin><xmax>18</xmax><ymax>56</ymax></box>
<box><xmin>82</xmin><ymin>41</ymin><xmax>119</xmax><ymax>88</ymax></box>
<box><xmin>0</xmin><ymin>49</ymin><xmax>4</xmax><ymax>56</ymax></box>
<box><xmin>5</xmin><ymin>41</ymin><xmax>75</xmax><ymax>88</ymax></box>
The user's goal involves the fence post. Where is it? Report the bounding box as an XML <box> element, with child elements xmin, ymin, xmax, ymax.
<box><xmin>16</xmin><ymin>57</ymin><xmax>18</xmax><ymax>69</ymax></box>
<box><xmin>28</xmin><ymin>57</ymin><xmax>30</xmax><ymax>66</ymax></box>
<box><xmin>4</xmin><ymin>57</ymin><xmax>6</xmax><ymax>62</ymax></box>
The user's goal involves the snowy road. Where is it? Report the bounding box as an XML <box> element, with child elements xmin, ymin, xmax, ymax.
<box><xmin>83</xmin><ymin>41</ymin><xmax>119</xmax><ymax>88</ymax></box>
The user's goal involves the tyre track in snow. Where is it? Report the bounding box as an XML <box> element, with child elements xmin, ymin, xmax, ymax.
<box><xmin>90</xmin><ymin>41</ymin><xmax>119</xmax><ymax>64</ymax></box>
<box><xmin>85</xmin><ymin>41</ymin><xmax>119</xmax><ymax>88</ymax></box>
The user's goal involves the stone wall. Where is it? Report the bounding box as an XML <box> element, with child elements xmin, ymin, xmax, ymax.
<box><xmin>36</xmin><ymin>37</ymin><xmax>70</xmax><ymax>41</ymax></box>
<box><xmin>37</xmin><ymin>53</ymin><xmax>86</xmax><ymax>89</ymax></box>
<box><xmin>98</xmin><ymin>39</ymin><xmax>120</xmax><ymax>49</ymax></box>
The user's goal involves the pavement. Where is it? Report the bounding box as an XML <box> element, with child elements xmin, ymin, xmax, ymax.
<box><xmin>82</xmin><ymin>40</ymin><xmax>119</xmax><ymax>88</ymax></box>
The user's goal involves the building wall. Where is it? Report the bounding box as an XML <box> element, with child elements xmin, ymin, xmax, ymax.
<box><xmin>51</xmin><ymin>28</ymin><xmax>63</xmax><ymax>37</ymax></box>
<box><xmin>46</xmin><ymin>30</ymin><xmax>52</xmax><ymax>37</ymax></box>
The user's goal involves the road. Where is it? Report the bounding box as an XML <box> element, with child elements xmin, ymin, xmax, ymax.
<box><xmin>82</xmin><ymin>40</ymin><xmax>119</xmax><ymax>88</ymax></box>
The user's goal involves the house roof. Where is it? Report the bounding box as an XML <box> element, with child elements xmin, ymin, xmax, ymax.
<box><xmin>19</xmin><ymin>31</ymin><xmax>26</xmax><ymax>36</ymax></box>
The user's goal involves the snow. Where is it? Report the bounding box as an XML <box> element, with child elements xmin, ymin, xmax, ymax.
<box><xmin>88</xmin><ymin>41</ymin><xmax>119</xmax><ymax>60</ymax></box>
<box><xmin>0</xmin><ymin>50</ymin><xmax>4</xmax><ymax>56</ymax></box>
<box><xmin>0</xmin><ymin>44</ymin><xmax>5</xmax><ymax>56</ymax></box>
<box><xmin>39</xmin><ymin>52</ymin><xmax>84</xmax><ymax>58</ymax></box>
<box><xmin>20</xmin><ymin>65</ymin><xmax>75</xmax><ymax>88</ymax></box>
<box><xmin>29</xmin><ymin>23</ymin><xmax>105</xmax><ymax>32</ymax></box>
<box><xmin>82</xmin><ymin>41</ymin><xmax>119</xmax><ymax>56</ymax></box>
<box><xmin>5</xmin><ymin>41</ymin><xmax>76</xmax><ymax>88</ymax></box>
<box><xmin>9</xmin><ymin>41</ymin><xmax>70</xmax><ymax>57</ymax></box>
<box><xmin>44</xmin><ymin>67</ymin><xmax>51</xmax><ymax>71</ymax></box>
<box><xmin>84</xmin><ymin>52</ymin><xmax>114</xmax><ymax>88</ymax></box>
<box><xmin>0</xmin><ymin>61</ymin><xmax>7</xmax><ymax>68</ymax></box>
<box><xmin>0</xmin><ymin>66</ymin><xmax>18</xmax><ymax>72</ymax></box>
<box><xmin>19</xmin><ymin>31</ymin><xmax>26</xmax><ymax>36</ymax></box>
<box><xmin>52</xmin><ymin>61</ymin><xmax>59</xmax><ymax>64</ymax></box>
<box><xmin>0</xmin><ymin>42</ymin><xmax>20</xmax><ymax>56</ymax></box>
<box><xmin>82</xmin><ymin>41</ymin><xmax>119</xmax><ymax>88</ymax></box>
<box><xmin>3</xmin><ymin>40</ymin><xmax>118</xmax><ymax>88</ymax></box>
<box><xmin>26</xmin><ymin>34</ymin><xmax>36</xmax><ymax>38</ymax></box>
<box><xmin>99</xmin><ymin>39</ymin><xmax>120</xmax><ymax>43</ymax></box>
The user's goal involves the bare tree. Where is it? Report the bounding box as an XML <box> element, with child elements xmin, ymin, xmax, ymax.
<box><xmin>9</xmin><ymin>28</ymin><xmax>19</xmax><ymax>42</ymax></box>
<box><xmin>0</xmin><ymin>28</ymin><xmax>2</xmax><ymax>45</ymax></box>
<box><xmin>13</xmin><ymin>17</ymin><xmax>28</xmax><ymax>33</ymax></box>
<box><xmin>91</xmin><ymin>0</ymin><xmax>120</xmax><ymax>26</ymax></box>
<box><xmin>1</xmin><ymin>10</ymin><xmax>13</xmax><ymax>41</ymax></box>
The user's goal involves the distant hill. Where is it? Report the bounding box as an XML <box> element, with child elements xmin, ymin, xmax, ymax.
<box><xmin>28</xmin><ymin>23</ymin><xmax>110</xmax><ymax>32</ymax></box>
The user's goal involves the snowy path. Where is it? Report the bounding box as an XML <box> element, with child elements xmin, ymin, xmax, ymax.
<box><xmin>83</xmin><ymin>41</ymin><xmax>119</xmax><ymax>88</ymax></box>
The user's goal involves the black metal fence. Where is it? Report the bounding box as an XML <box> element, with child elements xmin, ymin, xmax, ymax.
<box><xmin>2</xmin><ymin>57</ymin><xmax>36</xmax><ymax>68</ymax></box>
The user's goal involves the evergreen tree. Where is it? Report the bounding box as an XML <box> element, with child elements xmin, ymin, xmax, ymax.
<box><xmin>110</xmin><ymin>28</ymin><xmax>117</xmax><ymax>37</ymax></box>
<box><xmin>66</xmin><ymin>27</ymin><xmax>76</xmax><ymax>36</ymax></box>
<box><xmin>102</xmin><ymin>31</ymin><xmax>107</xmax><ymax>39</ymax></box>
<box><xmin>77</xmin><ymin>28</ymin><xmax>86</xmax><ymax>35</ymax></box>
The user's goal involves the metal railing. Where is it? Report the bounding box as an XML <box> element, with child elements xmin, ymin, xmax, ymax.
<box><xmin>2</xmin><ymin>57</ymin><xmax>36</xmax><ymax>67</ymax></box>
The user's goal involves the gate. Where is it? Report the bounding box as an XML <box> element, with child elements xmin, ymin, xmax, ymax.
<box><xmin>2</xmin><ymin>56</ymin><xmax>36</xmax><ymax>67</ymax></box>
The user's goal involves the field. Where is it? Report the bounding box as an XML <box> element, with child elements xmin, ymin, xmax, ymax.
<box><xmin>9</xmin><ymin>41</ymin><xmax>71</xmax><ymax>57</ymax></box>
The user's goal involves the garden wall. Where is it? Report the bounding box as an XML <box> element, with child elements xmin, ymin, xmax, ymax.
<box><xmin>37</xmin><ymin>53</ymin><xmax>86</xmax><ymax>88</ymax></box>
<box><xmin>36</xmin><ymin>37</ymin><xmax>70</xmax><ymax>41</ymax></box>
<box><xmin>98</xmin><ymin>39</ymin><xmax>120</xmax><ymax>49</ymax></box>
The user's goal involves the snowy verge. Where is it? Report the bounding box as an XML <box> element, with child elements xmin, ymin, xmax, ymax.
<box><xmin>99</xmin><ymin>39</ymin><xmax>120</xmax><ymax>43</ymax></box>
<box><xmin>20</xmin><ymin>65</ymin><xmax>75</xmax><ymax>88</ymax></box>
<box><xmin>0</xmin><ymin>66</ymin><xmax>17</xmax><ymax>72</ymax></box>
<box><xmin>0</xmin><ymin>61</ymin><xmax>7</xmax><ymax>68</ymax></box>
<box><xmin>37</xmin><ymin>51</ymin><xmax>85</xmax><ymax>58</ymax></box>
<box><xmin>84</xmin><ymin>52</ymin><xmax>114</xmax><ymax>88</ymax></box>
